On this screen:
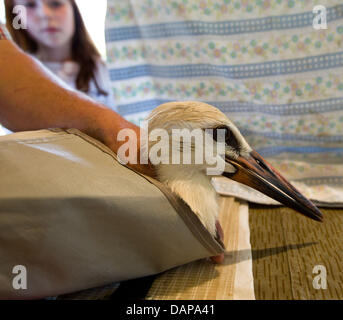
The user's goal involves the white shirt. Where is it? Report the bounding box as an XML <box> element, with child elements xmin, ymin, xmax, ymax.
<box><xmin>35</xmin><ymin>57</ymin><xmax>116</xmax><ymax>110</ymax></box>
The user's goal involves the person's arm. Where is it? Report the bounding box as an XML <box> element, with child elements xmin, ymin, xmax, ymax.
<box><xmin>0</xmin><ymin>39</ymin><xmax>153</xmax><ymax>176</ymax></box>
<box><xmin>0</xmin><ymin>35</ymin><xmax>223</xmax><ymax>264</ymax></box>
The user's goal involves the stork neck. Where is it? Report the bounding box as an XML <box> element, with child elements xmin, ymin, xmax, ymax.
<box><xmin>158</xmin><ymin>167</ymin><xmax>219</xmax><ymax>237</ymax></box>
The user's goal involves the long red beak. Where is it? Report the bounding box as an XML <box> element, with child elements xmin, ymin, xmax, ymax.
<box><xmin>223</xmin><ymin>150</ymin><xmax>323</xmax><ymax>222</ymax></box>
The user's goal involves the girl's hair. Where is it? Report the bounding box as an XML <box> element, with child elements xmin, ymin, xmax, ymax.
<box><xmin>5</xmin><ymin>0</ymin><xmax>108</xmax><ymax>96</ymax></box>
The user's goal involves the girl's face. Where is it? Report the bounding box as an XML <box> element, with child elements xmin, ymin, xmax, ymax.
<box><xmin>14</xmin><ymin>0</ymin><xmax>75</xmax><ymax>49</ymax></box>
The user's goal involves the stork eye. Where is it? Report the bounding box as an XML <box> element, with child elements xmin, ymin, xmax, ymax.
<box><xmin>211</xmin><ymin>126</ymin><xmax>240</xmax><ymax>151</ymax></box>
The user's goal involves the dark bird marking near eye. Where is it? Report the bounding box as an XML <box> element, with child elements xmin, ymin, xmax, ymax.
<box><xmin>210</xmin><ymin>125</ymin><xmax>241</xmax><ymax>152</ymax></box>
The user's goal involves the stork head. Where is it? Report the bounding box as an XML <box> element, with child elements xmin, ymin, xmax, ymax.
<box><xmin>146</xmin><ymin>101</ymin><xmax>323</xmax><ymax>226</ymax></box>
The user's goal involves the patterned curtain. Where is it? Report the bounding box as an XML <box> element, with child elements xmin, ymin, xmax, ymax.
<box><xmin>105</xmin><ymin>0</ymin><xmax>343</xmax><ymax>205</ymax></box>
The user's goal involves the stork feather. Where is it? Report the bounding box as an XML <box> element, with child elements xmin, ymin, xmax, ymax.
<box><xmin>145</xmin><ymin>101</ymin><xmax>323</xmax><ymax>238</ymax></box>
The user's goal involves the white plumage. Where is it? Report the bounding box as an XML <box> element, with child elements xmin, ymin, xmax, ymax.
<box><xmin>145</xmin><ymin>101</ymin><xmax>323</xmax><ymax>237</ymax></box>
<box><xmin>145</xmin><ymin>101</ymin><xmax>252</xmax><ymax>237</ymax></box>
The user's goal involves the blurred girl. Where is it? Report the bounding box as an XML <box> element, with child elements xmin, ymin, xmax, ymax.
<box><xmin>5</xmin><ymin>0</ymin><xmax>115</xmax><ymax>108</ymax></box>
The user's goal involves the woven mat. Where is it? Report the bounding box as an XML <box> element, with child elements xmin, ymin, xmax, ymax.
<box><xmin>145</xmin><ymin>197</ymin><xmax>255</xmax><ymax>300</ymax></box>
<box><xmin>249</xmin><ymin>205</ymin><xmax>343</xmax><ymax>300</ymax></box>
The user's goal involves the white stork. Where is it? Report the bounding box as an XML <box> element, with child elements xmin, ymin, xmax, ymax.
<box><xmin>145</xmin><ymin>101</ymin><xmax>323</xmax><ymax>238</ymax></box>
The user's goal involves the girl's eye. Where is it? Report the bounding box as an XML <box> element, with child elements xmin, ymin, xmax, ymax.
<box><xmin>24</xmin><ymin>1</ymin><xmax>37</xmax><ymax>8</ymax></box>
<box><xmin>48</xmin><ymin>0</ymin><xmax>64</xmax><ymax>8</ymax></box>
<box><xmin>52</xmin><ymin>2</ymin><xmax>62</xmax><ymax>8</ymax></box>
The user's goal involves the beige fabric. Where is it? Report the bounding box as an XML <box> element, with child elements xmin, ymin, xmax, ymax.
<box><xmin>104</xmin><ymin>0</ymin><xmax>343</xmax><ymax>207</ymax></box>
<box><xmin>55</xmin><ymin>282</ymin><xmax>120</xmax><ymax>300</ymax></box>
<box><xmin>0</xmin><ymin>129</ymin><xmax>224</xmax><ymax>299</ymax></box>
<box><xmin>213</xmin><ymin>177</ymin><xmax>343</xmax><ymax>207</ymax></box>
<box><xmin>146</xmin><ymin>197</ymin><xmax>255</xmax><ymax>300</ymax></box>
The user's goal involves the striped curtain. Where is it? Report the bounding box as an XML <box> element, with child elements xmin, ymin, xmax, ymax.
<box><xmin>105</xmin><ymin>0</ymin><xmax>343</xmax><ymax>204</ymax></box>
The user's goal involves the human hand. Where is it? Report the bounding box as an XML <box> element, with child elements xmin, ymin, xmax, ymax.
<box><xmin>91</xmin><ymin>108</ymin><xmax>156</xmax><ymax>178</ymax></box>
